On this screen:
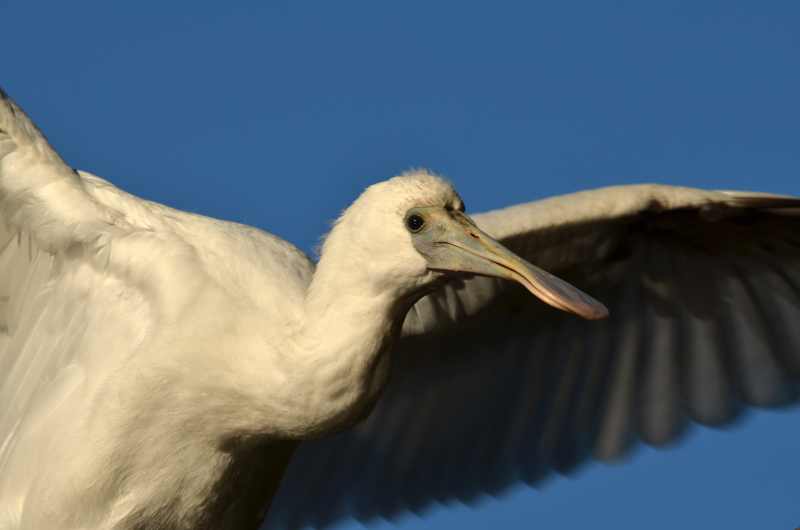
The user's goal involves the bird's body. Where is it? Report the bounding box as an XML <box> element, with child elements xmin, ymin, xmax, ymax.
<box><xmin>0</xmin><ymin>170</ymin><xmax>305</xmax><ymax>529</ymax></box>
<box><xmin>0</xmin><ymin>89</ymin><xmax>473</xmax><ymax>528</ymax></box>
<box><xmin>1</xmin><ymin>88</ymin><xmax>799</xmax><ymax>530</ymax></box>
<box><xmin>0</xmin><ymin>169</ymin><xmax>434</xmax><ymax>527</ymax></box>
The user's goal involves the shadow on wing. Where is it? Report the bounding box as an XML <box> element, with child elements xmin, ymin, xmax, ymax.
<box><xmin>267</xmin><ymin>207</ymin><xmax>800</xmax><ymax>529</ymax></box>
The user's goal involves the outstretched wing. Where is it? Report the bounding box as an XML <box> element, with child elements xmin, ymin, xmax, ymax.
<box><xmin>270</xmin><ymin>184</ymin><xmax>800</xmax><ymax>528</ymax></box>
<box><xmin>0</xmin><ymin>89</ymin><xmax>187</xmax><ymax>526</ymax></box>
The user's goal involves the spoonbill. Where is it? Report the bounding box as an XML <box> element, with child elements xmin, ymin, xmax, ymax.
<box><xmin>0</xmin><ymin>87</ymin><xmax>798</xmax><ymax>530</ymax></box>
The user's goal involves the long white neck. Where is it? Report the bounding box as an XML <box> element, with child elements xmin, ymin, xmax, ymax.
<box><xmin>294</xmin><ymin>263</ymin><xmax>402</xmax><ymax>431</ymax></box>
<box><xmin>266</xmin><ymin>219</ymin><xmax>421</xmax><ymax>438</ymax></box>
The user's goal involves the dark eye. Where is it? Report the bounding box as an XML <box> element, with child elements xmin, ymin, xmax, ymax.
<box><xmin>406</xmin><ymin>214</ymin><xmax>425</xmax><ymax>232</ymax></box>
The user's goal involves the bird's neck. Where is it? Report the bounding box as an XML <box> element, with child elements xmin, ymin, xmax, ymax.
<box><xmin>285</xmin><ymin>252</ymin><xmax>415</xmax><ymax>436</ymax></box>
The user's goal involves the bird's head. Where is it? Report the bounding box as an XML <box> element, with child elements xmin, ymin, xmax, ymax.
<box><xmin>319</xmin><ymin>170</ymin><xmax>608</xmax><ymax>320</ymax></box>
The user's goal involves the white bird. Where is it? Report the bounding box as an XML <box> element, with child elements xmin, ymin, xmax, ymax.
<box><xmin>0</xmin><ymin>88</ymin><xmax>798</xmax><ymax>530</ymax></box>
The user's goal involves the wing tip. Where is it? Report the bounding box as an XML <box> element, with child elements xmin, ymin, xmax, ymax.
<box><xmin>0</xmin><ymin>86</ymin><xmax>23</xmax><ymax>139</ymax></box>
<box><xmin>718</xmin><ymin>190</ymin><xmax>800</xmax><ymax>210</ymax></box>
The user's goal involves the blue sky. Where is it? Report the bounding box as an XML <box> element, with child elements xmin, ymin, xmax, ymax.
<box><xmin>4</xmin><ymin>1</ymin><xmax>799</xmax><ymax>528</ymax></box>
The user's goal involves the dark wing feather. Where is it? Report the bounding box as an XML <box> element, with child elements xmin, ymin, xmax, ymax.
<box><xmin>267</xmin><ymin>186</ymin><xmax>800</xmax><ymax>529</ymax></box>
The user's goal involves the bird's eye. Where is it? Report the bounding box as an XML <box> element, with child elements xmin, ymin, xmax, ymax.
<box><xmin>406</xmin><ymin>214</ymin><xmax>425</xmax><ymax>232</ymax></box>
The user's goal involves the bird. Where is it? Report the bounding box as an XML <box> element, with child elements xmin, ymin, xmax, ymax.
<box><xmin>0</xmin><ymin>86</ymin><xmax>798</xmax><ymax>530</ymax></box>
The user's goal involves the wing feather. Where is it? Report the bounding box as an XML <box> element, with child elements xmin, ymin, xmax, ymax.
<box><xmin>0</xmin><ymin>89</ymin><xmax>161</xmax><ymax>527</ymax></box>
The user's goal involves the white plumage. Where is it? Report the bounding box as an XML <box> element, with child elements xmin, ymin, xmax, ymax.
<box><xmin>0</xmin><ymin>88</ymin><xmax>798</xmax><ymax>530</ymax></box>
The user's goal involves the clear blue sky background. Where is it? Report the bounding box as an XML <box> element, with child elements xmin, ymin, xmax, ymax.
<box><xmin>4</xmin><ymin>1</ymin><xmax>799</xmax><ymax>529</ymax></box>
